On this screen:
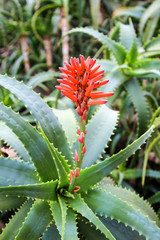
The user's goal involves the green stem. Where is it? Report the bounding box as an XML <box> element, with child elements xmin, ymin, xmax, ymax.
<box><xmin>68</xmin><ymin>117</ymin><xmax>86</xmax><ymax>192</ymax></box>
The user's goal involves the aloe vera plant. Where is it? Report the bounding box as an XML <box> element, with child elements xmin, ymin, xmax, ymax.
<box><xmin>0</xmin><ymin>56</ymin><xmax>159</xmax><ymax>239</ymax></box>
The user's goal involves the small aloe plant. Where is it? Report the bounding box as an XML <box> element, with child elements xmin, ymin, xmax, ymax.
<box><xmin>0</xmin><ymin>56</ymin><xmax>159</xmax><ymax>239</ymax></box>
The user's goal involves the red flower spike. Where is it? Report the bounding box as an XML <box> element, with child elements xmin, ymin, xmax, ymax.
<box><xmin>78</xmin><ymin>132</ymin><xmax>85</xmax><ymax>143</ymax></box>
<box><xmin>89</xmin><ymin>65</ymin><xmax>101</xmax><ymax>75</ymax></box>
<box><xmin>67</xmin><ymin>74</ymin><xmax>79</xmax><ymax>84</ymax></box>
<box><xmin>80</xmin><ymin>55</ymin><xmax>86</xmax><ymax>70</ymax></box>
<box><xmin>93</xmin><ymin>80</ymin><xmax>109</xmax><ymax>89</ymax></box>
<box><xmin>57</xmin><ymin>56</ymin><xmax>113</xmax><ymax>116</ymax></box>
<box><xmin>81</xmin><ymin>144</ymin><xmax>86</xmax><ymax>154</ymax></box>
<box><xmin>70</xmin><ymin>57</ymin><xmax>76</xmax><ymax>68</ymax></box>
<box><xmin>70</xmin><ymin>170</ymin><xmax>74</xmax><ymax>184</ymax></box>
<box><xmin>82</xmin><ymin>72</ymin><xmax>89</xmax><ymax>86</ymax></box>
<box><xmin>89</xmin><ymin>70</ymin><xmax>104</xmax><ymax>79</ymax></box>
<box><xmin>64</xmin><ymin>61</ymin><xmax>75</xmax><ymax>74</ymax></box>
<box><xmin>88</xmin><ymin>100</ymin><xmax>107</xmax><ymax>105</ymax></box>
<box><xmin>59</xmin><ymin>67</ymin><xmax>71</xmax><ymax>76</ymax></box>
<box><xmin>91</xmin><ymin>92</ymin><xmax>114</xmax><ymax>99</ymax></box>
<box><xmin>74</xmin><ymin>168</ymin><xmax>80</xmax><ymax>178</ymax></box>
<box><xmin>75</xmin><ymin>61</ymin><xmax>82</xmax><ymax>75</ymax></box>
<box><xmin>85</xmin><ymin>81</ymin><xmax>94</xmax><ymax>96</ymax></box>
<box><xmin>82</xmin><ymin>110</ymin><xmax>87</xmax><ymax>120</ymax></box>
<box><xmin>62</xmin><ymin>90</ymin><xmax>77</xmax><ymax>102</ymax></box>
<box><xmin>75</xmin><ymin>150</ymin><xmax>79</xmax><ymax>162</ymax></box>
<box><xmin>85</xmin><ymin>129</ymin><xmax>87</xmax><ymax>134</ymax></box>
<box><xmin>77</xmin><ymin>128</ymin><xmax>80</xmax><ymax>135</ymax></box>
<box><xmin>92</xmin><ymin>73</ymin><xmax>104</xmax><ymax>82</ymax></box>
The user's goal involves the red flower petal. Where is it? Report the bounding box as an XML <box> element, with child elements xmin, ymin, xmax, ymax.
<box><xmin>61</xmin><ymin>90</ymin><xmax>77</xmax><ymax>102</ymax></box>
<box><xmin>88</xmin><ymin>100</ymin><xmax>107</xmax><ymax>105</ymax></box>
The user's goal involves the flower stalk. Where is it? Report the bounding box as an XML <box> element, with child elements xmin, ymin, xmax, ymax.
<box><xmin>56</xmin><ymin>55</ymin><xmax>114</xmax><ymax>193</ymax></box>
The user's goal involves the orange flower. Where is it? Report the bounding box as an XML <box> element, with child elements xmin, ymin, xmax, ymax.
<box><xmin>56</xmin><ymin>55</ymin><xmax>113</xmax><ymax>119</ymax></box>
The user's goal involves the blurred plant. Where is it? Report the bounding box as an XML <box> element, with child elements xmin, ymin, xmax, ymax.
<box><xmin>0</xmin><ymin>56</ymin><xmax>158</xmax><ymax>238</ymax></box>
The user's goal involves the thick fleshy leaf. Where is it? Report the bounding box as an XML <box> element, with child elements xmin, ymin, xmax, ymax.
<box><xmin>42</xmin><ymin>222</ymin><xmax>61</xmax><ymax>240</ymax></box>
<box><xmin>50</xmin><ymin>200</ymin><xmax>62</xmax><ymax>235</ymax></box>
<box><xmin>120</xmin><ymin>23</ymin><xmax>134</xmax><ymax>51</ymax></box>
<box><xmin>64</xmin><ymin>27</ymin><xmax>127</xmax><ymax>65</ymax></box>
<box><xmin>139</xmin><ymin>0</ymin><xmax>160</xmax><ymax>37</ymax></box>
<box><xmin>0</xmin><ymin>103</ymin><xmax>58</xmax><ymax>182</ymax></box>
<box><xmin>68</xmin><ymin>193</ymin><xmax>115</xmax><ymax>240</ymax></box>
<box><xmin>0</xmin><ymin>196</ymin><xmax>26</xmax><ymax>211</ymax></box>
<box><xmin>16</xmin><ymin>200</ymin><xmax>52</xmax><ymax>240</ymax></box>
<box><xmin>0</xmin><ymin>75</ymin><xmax>73</xmax><ymax>165</ymax></box>
<box><xmin>0</xmin><ymin>156</ymin><xmax>40</xmax><ymax>186</ymax></box>
<box><xmin>53</xmin><ymin>109</ymin><xmax>78</xmax><ymax>147</ymax></box>
<box><xmin>77</xmin><ymin>215</ymin><xmax>145</xmax><ymax>240</ymax></box>
<box><xmin>113</xmin><ymin>6</ymin><xmax>144</xmax><ymax>19</ymax></box>
<box><xmin>0</xmin><ymin>199</ymin><xmax>33</xmax><ymax>240</ymax></box>
<box><xmin>77</xmin><ymin>126</ymin><xmax>153</xmax><ymax>192</ymax></box>
<box><xmin>39</xmin><ymin>124</ymin><xmax>69</xmax><ymax>188</ymax></box>
<box><xmin>27</xmin><ymin>71</ymin><xmax>60</xmax><ymax>88</ymax></box>
<box><xmin>64</xmin><ymin>208</ymin><xmax>78</xmax><ymax>240</ymax></box>
<box><xmin>122</xmin><ymin>169</ymin><xmax>160</xmax><ymax>180</ymax></box>
<box><xmin>124</xmin><ymin>68</ymin><xmax>160</xmax><ymax>79</ymax></box>
<box><xmin>148</xmin><ymin>192</ymin><xmax>160</xmax><ymax>204</ymax></box>
<box><xmin>95</xmin><ymin>185</ymin><xmax>159</xmax><ymax>224</ymax></box>
<box><xmin>83</xmin><ymin>189</ymin><xmax>160</xmax><ymax>240</ymax></box>
<box><xmin>58</xmin><ymin>195</ymin><xmax>67</xmax><ymax>238</ymax></box>
<box><xmin>81</xmin><ymin>105</ymin><xmax>118</xmax><ymax>168</ymax></box>
<box><xmin>0</xmin><ymin>121</ymin><xmax>31</xmax><ymax>163</ymax></box>
<box><xmin>125</xmin><ymin>78</ymin><xmax>148</xmax><ymax>136</ymax></box>
<box><xmin>0</xmin><ymin>180</ymin><xmax>58</xmax><ymax>201</ymax></box>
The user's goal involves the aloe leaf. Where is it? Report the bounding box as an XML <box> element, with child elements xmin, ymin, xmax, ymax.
<box><xmin>50</xmin><ymin>200</ymin><xmax>63</xmax><ymax>235</ymax></box>
<box><xmin>99</xmin><ymin>216</ymin><xmax>145</xmax><ymax>240</ymax></box>
<box><xmin>89</xmin><ymin>0</ymin><xmax>100</xmax><ymax>30</ymax></box>
<box><xmin>120</xmin><ymin>23</ymin><xmax>133</xmax><ymax>51</ymax></box>
<box><xmin>0</xmin><ymin>103</ymin><xmax>58</xmax><ymax>182</ymax></box>
<box><xmin>15</xmin><ymin>200</ymin><xmax>52</xmax><ymax>240</ymax></box>
<box><xmin>139</xmin><ymin>0</ymin><xmax>160</xmax><ymax>37</ymax></box>
<box><xmin>126</xmin><ymin>21</ymin><xmax>138</xmax><ymax>66</ymax></box>
<box><xmin>64</xmin><ymin>208</ymin><xmax>78</xmax><ymax>240</ymax></box>
<box><xmin>124</xmin><ymin>68</ymin><xmax>160</xmax><ymax>79</ymax></box>
<box><xmin>0</xmin><ymin>156</ymin><xmax>39</xmax><ymax>186</ymax></box>
<box><xmin>144</xmin><ymin>36</ymin><xmax>160</xmax><ymax>51</ymax></box>
<box><xmin>78</xmin><ymin>105</ymin><xmax>118</xmax><ymax>168</ymax></box>
<box><xmin>0</xmin><ymin>121</ymin><xmax>31</xmax><ymax>163</ymax></box>
<box><xmin>58</xmin><ymin>195</ymin><xmax>67</xmax><ymax>238</ymax></box>
<box><xmin>113</xmin><ymin>6</ymin><xmax>144</xmax><ymax>19</ymax></box>
<box><xmin>135</xmin><ymin>59</ymin><xmax>160</xmax><ymax>70</ymax></box>
<box><xmin>68</xmin><ymin>193</ymin><xmax>115</xmax><ymax>240</ymax></box>
<box><xmin>78</xmin><ymin>215</ymin><xmax>145</xmax><ymax>240</ymax></box>
<box><xmin>95</xmin><ymin>59</ymin><xmax>117</xmax><ymax>74</ymax></box>
<box><xmin>148</xmin><ymin>192</ymin><xmax>160</xmax><ymax>204</ymax></box>
<box><xmin>0</xmin><ymin>75</ymin><xmax>73</xmax><ymax>165</ymax></box>
<box><xmin>0</xmin><ymin>199</ymin><xmax>33</xmax><ymax>240</ymax></box>
<box><xmin>142</xmin><ymin>135</ymin><xmax>160</xmax><ymax>186</ymax></box>
<box><xmin>0</xmin><ymin>196</ymin><xmax>26</xmax><ymax>211</ymax></box>
<box><xmin>83</xmin><ymin>189</ymin><xmax>160</xmax><ymax>240</ymax></box>
<box><xmin>39</xmin><ymin>123</ymin><xmax>69</xmax><ymax>188</ymax></box>
<box><xmin>125</xmin><ymin>78</ymin><xmax>148</xmax><ymax>136</ymax></box>
<box><xmin>122</xmin><ymin>169</ymin><xmax>160</xmax><ymax>180</ymax></box>
<box><xmin>77</xmin><ymin>126</ymin><xmax>153</xmax><ymax>192</ymax></box>
<box><xmin>42</xmin><ymin>222</ymin><xmax>61</xmax><ymax>240</ymax></box>
<box><xmin>77</xmin><ymin>216</ymin><xmax>107</xmax><ymax>240</ymax></box>
<box><xmin>0</xmin><ymin>180</ymin><xmax>58</xmax><ymax>201</ymax></box>
<box><xmin>53</xmin><ymin>109</ymin><xmax>78</xmax><ymax>148</ymax></box>
<box><xmin>95</xmin><ymin>185</ymin><xmax>159</xmax><ymax>224</ymax></box>
<box><xmin>64</xmin><ymin>27</ymin><xmax>127</xmax><ymax>65</ymax></box>
<box><xmin>27</xmin><ymin>71</ymin><xmax>60</xmax><ymax>88</ymax></box>
<box><xmin>11</xmin><ymin>55</ymin><xmax>25</xmax><ymax>77</ymax></box>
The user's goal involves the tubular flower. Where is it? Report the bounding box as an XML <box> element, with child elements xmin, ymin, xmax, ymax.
<box><xmin>56</xmin><ymin>55</ymin><xmax>114</xmax><ymax>118</ymax></box>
